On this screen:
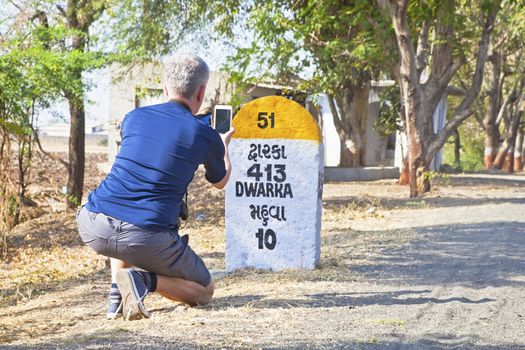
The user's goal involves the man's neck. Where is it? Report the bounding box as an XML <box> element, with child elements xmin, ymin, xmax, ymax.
<box><xmin>168</xmin><ymin>95</ymin><xmax>194</xmax><ymax>114</ymax></box>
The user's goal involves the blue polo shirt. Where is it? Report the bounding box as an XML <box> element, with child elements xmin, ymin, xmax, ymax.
<box><xmin>86</xmin><ymin>101</ymin><xmax>226</xmax><ymax>231</ymax></box>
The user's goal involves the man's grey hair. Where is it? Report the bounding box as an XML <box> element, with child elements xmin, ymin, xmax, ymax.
<box><xmin>164</xmin><ymin>53</ymin><xmax>209</xmax><ymax>99</ymax></box>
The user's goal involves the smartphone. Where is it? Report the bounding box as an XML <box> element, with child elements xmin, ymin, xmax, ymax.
<box><xmin>213</xmin><ymin>105</ymin><xmax>232</xmax><ymax>134</ymax></box>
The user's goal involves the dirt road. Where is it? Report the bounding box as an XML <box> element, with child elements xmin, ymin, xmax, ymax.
<box><xmin>1</xmin><ymin>173</ymin><xmax>524</xmax><ymax>349</ymax></box>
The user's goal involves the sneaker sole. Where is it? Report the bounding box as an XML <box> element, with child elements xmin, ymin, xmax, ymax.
<box><xmin>107</xmin><ymin>312</ymin><xmax>122</xmax><ymax>320</ymax></box>
<box><xmin>116</xmin><ymin>270</ymin><xmax>150</xmax><ymax>321</ymax></box>
<box><xmin>107</xmin><ymin>301</ymin><xmax>123</xmax><ymax>320</ymax></box>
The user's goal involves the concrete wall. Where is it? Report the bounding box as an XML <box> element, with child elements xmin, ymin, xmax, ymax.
<box><xmin>309</xmin><ymin>91</ymin><xmax>395</xmax><ymax>167</ymax></box>
<box><xmin>40</xmin><ymin>134</ymin><xmax>107</xmax><ymax>145</ymax></box>
<box><xmin>309</xmin><ymin>94</ymin><xmax>340</xmax><ymax>167</ymax></box>
<box><xmin>324</xmin><ymin>166</ymin><xmax>400</xmax><ymax>182</ymax></box>
<box><xmin>365</xmin><ymin>87</ymin><xmax>394</xmax><ymax>166</ymax></box>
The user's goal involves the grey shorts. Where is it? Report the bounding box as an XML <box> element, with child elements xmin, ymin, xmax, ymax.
<box><xmin>76</xmin><ymin>206</ymin><xmax>211</xmax><ymax>287</ymax></box>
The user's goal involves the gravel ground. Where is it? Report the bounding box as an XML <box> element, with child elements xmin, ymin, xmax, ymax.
<box><xmin>1</xmin><ymin>172</ymin><xmax>524</xmax><ymax>349</ymax></box>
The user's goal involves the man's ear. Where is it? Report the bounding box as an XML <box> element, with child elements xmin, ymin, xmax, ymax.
<box><xmin>196</xmin><ymin>84</ymin><xmax>206</xmax><ymax>103</ymax></box>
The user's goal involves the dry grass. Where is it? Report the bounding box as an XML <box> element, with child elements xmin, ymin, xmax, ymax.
<box><xmin>0</xmin><ymin>160</ymin><xmax>416</xmax><ymax>347</ymax></box>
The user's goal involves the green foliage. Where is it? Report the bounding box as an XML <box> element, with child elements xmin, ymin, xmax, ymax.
<box><xmin>443</xmin><ymin>120</ymin><xmax>485</xmax><ymax>172</ymax></box>
<box><xmin>97</xmin><ymin>138</ymin><xmax>108</xmax><ymax>147</ymax></box>
<box><xmin>104</xmin><ymin>0</ymin><xmax>208</xmax><ymax>62</ymax></box>
<box><xmin>7</xmin><ymin>196</ymin><xmax>17</xmax><ymax>217</ymax></box>
<box><xmin>376</xmin><ymin>85</ymin><xmax>403</xmax><ymax>136</ymax></box>
<box><xmin>423</xmin><ymin>170</ymin><xmax>449</xmax><ymax>184</ymax></box>
<box><xmin>0</xmin><ymin>47</ymin><xmax>63</xmax><ymax>130</ymax></box>
<box><xmin>135</xmin><ymin>86</ymin><xmax>163</xmax><ymax>100</ymax></box>
<box><xmin>208</xmin><ymin>0</ymin><xmax>394</xmax><ymax>96</ymax></box>
<box><xmin>64</xmin><ymin>193</ymin><xmax>81</xmax><ymax>207</ymax></box>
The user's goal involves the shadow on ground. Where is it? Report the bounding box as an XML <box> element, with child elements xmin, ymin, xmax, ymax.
<box><xmin>324</xmin><ymin>173</ymin><xmax>525</xmax><ymax>211</ymax></box>
<box><xmin>447</xmin><ymin>174</ymin><xmax>525</xmax><ymax>187</ymax></box>
<box><xmin>323</xmin><ymin>195</ymin><xmax>525</xmax><ymax>211</ymax></box>
<box><xmin>1</xmin><ymin>330</ymin><xmax>522</xmax><ymax>349</ymax></box>
<box><xmin>207</xmin><ymin>289</ymin><xmax>494</xmax><ymax>310</ymax></box>
<box><xmin>344</xmin><ymin>221</ymin><xmax>525</xmax><ymax>289</ymax></box>
<box><xmin>195</xmin><ymin>221</ymin><xmax>523</xmax><ymax>311</ymax></box>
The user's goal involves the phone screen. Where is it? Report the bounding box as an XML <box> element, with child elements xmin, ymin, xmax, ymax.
<box><xmin>214</xmin><ymin>108</ymin><xmax>231</xmax><ymax>134</ymax></box>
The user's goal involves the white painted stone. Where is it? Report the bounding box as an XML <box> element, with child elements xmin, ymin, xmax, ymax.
<box><xmin>226</xmin><ymin>138</ymin><xmax>323</xmax><ymax>272</ymax></box>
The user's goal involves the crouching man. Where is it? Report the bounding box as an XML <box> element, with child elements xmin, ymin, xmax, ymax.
<box><xmin>76</xmin><ymin>53</ymin><xmax>233</xmax><ymax>320</ymax></box>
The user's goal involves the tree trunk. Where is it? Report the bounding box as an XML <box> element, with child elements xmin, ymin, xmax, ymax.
<box><xmin>348</xmin><ymin>85</ymin><xmax>369</xmax><ymax>166</ymax></box>
<box><xmin>494</xmin><ymin>109</ymin><xmax>521</xmax><ymax>172</ymax></box>
<box><xmin>63</xmin><ymin>15</ymin><xmax>87</xmax><ymax>208</ymax></box>
<box><xmin>398</xmin><ymin>159</ymin><xmax>409</xmax><ymax>185</ymax></box>
<box><xmin>482</xmin><ymin>45</ymin><xmax>501</xmax><ymax>169</ymax></box>
<box><xmin>328</xmin><ymin>84</ymin><xmax>369</xmax><ymax>167</ymax></box>
<box><xmin>424</xmin><ymin>10</ymin><xmax>496</xmax><ymax>168</ymax></box>
<box><xmin>383</xmin><ymin>0</ymin><xmax>495</xmax><ymax>196</ymax></box>
<box><xmin>453</xmin><ymin>129</ymin><xmax>461</xmax><ymax>168</ymax></box>
<box><xmin>502</xmin><ymin>147</ymin><xmax>514</xmax><ymax>172</ymax></box>
<box><xmin>406</xmin><ymin>116</ymin><xmax>429</xmax><ymax>197</ymax></box>
<box><xmin>493</xmin><ymin>143</ymin><xmax>509</xmax><ymax>170</ymax></box>
<box><xmin>513</xmin><ymin>127</ymin><xmax>523</xmax><ymax>171</ymax></box>
<box><xmin>484</xmin><ymin>124</ymin><xmax>500</xmax><ymax>168</ymax></box>
<box><xmin>338</xmin><ymin>132</ymin><xmax>360</xmax><ymax>167</ymax></box>
<box><xmin>388</xmin><ymin>2</ymin><xmax>430</xmax><ymax>197</ymax></box>
<box><xmin>521</xmin><ymin>127</ymin><xmax>525</xmax><ymax>172</ymax></box>
<box><xmin>66</xmin><ymin>85</ymin><xmax>86</xmax><ymax>208</ymax></box>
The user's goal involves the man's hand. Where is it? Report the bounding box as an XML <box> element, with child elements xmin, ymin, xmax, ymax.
<box><xmin>220</xmin><ymin>127</ymin><xmax>235</xmax><ymax>147</ymax></box>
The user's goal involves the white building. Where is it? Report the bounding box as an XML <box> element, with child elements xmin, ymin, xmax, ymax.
<box><xmin>37</xmin><ymin>122</ymin><xmax>108</xmax><ymax>137</ymax></box>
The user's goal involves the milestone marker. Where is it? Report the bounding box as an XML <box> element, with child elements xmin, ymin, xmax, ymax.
<box><xmin>225</xmin><ymin>96</ymin><xmax>324</xmax><ymax>272</ymax></box>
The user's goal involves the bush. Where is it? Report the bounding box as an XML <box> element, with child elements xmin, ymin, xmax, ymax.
<box><xmin>443</xmin><ymin>120</ymin><xmax>484</xmax><ymax>172</ymax></box>
<box><xmin>97</xmin><ymin>138</ymin><xmax>108</xmax><ymax>147</ymax></box>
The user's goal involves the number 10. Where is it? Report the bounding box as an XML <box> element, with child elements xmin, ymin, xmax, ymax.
<box><xmin>256</xmin><ymin>228</ymin><xmax>276</xmax><ymax>250</ymax></box>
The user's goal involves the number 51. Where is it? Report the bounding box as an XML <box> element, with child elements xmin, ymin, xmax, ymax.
<box><xmin>257</xmin><ymin>112</ymin><xmax>275</xmax><ymax>129</ymax></box>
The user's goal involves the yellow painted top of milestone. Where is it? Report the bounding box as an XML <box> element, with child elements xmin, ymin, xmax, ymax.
<box><xmin>232</xmin><ymin>96</ymin><xmax>321</xmax><ymax>142</ymax></box>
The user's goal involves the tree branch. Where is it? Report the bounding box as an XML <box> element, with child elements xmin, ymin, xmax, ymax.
<box><xmin>328</xmin><ymin>94</ymin><xmax>348</xmax><ymax>135</ymax></box>
<box><xmin>307</xmin><ymin>32</ymin><xmax>327</xmax><ymax>47</ymax></box>
<box><xmin>81</xmin><ymin>3</ymin><xmax>106</xmax><ymax>30</ymax></box>
<box><xmin>56</xmin><ymin>4</ymin><xmax>67</xmax><ymax>17</ymax></box>
<box><xmin>495</xmin><ymin>92</ymin><xmax>514</xmax><ymax>127</ymax></box>
<box><xmin>473</xmin><ymin>100</ymin><xmax>486</xmax><ymax>128</ymax></box>
<box><xmin>416</xmin><ymin>20</ymin><xmax>430</xmax><ymax>78</ymax></box>
<box><xmin>425</xmin><ymin>7</ymin><xmax>498</xmax><ymax>164</ymax></box>
<box><xmin>437</xmin><ymin>56</ymin><xmax>466</xmax><ymax>91</ymax></box>
<box><xmin>30</xmin><ymin>126</ymin><xmax>69</xmax><ymax>169</ymax></box>
<box><xmin>385</xmin><ymin>0</ymin><xmax>421</xmax><ymax>93</ymax></box>
<box><xmin>7</xmin><ymin>0</ymin><xmax>23</xmax><ymax>12</ymax></box>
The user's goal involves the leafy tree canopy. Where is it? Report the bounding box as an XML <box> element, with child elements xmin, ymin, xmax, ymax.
<box><xmin>206</xmin><ymin>0</ymin><xmax>393</xmax><ymax>96</ymax></box>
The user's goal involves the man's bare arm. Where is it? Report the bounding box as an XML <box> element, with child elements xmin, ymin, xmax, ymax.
<box><xmin>212</xmin><ymin>128</ymin><xmax>235</xmax><ymax>189</ymax></box>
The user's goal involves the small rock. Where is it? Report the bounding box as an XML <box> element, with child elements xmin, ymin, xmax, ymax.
<box><xmin>173</xmin><ymin>304</ymin><xmax>188</xmax><ymax>312</ymax></box>
<box><xmin>195</xmin><ymin>213</ymin><xmax>207</xmax><ymax>221</ymax></box>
